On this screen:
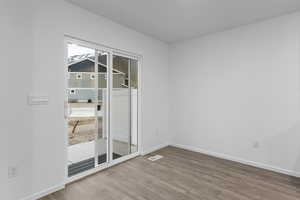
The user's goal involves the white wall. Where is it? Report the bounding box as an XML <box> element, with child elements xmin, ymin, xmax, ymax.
<box><xmin>0</xmin><ymin>1</ymin><xmax>34</xmax><ymax>200</ymax></box>
<box><xmin>169</xmin><ymin>13</ymin><xmax>300</xmax><ymax>176</ymax></box>
<box><xmin>2</xmin><ymin>0</ymin><xmax>170</xmax><ymax>199</ymax></box>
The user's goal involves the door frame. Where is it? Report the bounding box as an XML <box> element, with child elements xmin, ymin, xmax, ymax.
<box><xmin>63</xmin><ymin>35</ymin><xmax>142</xmax><ymax>184</ymax></box>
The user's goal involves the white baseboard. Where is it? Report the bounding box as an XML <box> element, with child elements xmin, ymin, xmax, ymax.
<box><xmin>172</xmin><ymin>143</ymin><xmax>300</xmax><ymax>178</ymax></box>
<box><xmin>21</xmin><ymin>184</ymin><xmax>65</xmax><ymax>200</ymax></box>
<box><xmin>141</xmin><ymin>143</ymin><xmax>169</xmax><ymax>156</ymax></box>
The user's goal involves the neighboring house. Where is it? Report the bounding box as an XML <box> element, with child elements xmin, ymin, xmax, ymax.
<box><xmin>68</xmin><ymin>54</ymin><xmax>128</xmax><ymax>88</ymax></box>
<box><xmin>67</xmin><ymin>54</ymin><xmax>134</xmax><ymax>103</ymax></box>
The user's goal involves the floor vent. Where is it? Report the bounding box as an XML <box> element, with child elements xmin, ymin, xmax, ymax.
<box><xmin>148</xmin><ymin>155</ymin><xmax>163</xmax><ymax>161</ymax></box>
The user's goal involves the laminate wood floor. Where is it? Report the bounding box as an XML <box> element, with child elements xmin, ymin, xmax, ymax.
<box><xmin>41</xmin><ymin>146</ymin><xmax>300</xmax><ymax>200</ymax></box>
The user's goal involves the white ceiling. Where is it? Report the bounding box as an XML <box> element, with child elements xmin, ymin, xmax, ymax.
<box><xmin>66</xmin><ymin>0</ymin><xmax>300</xmax><ymax>43</ymax></box>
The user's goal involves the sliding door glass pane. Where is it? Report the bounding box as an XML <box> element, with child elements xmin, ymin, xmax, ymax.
<box><xmin>112</xmin><ymin>55</ymin><xmax>130</xmax><ymax>159</ymax></box>
<box><xmin>112</xmin><ymin>55</ymin><xmax>138</xmax><ymax>159</ymax></box>
<box><xmin>67</xmin><ymin>43</ymin><xmax>97</xmax><ymax>176</ymax></box>
<box><xmin>130</xmin><ymin>59</ymin><xmax>138</xmax><ymax>154</ymax></box>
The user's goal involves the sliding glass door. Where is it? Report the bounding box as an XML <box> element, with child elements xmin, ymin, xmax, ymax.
<box><xmin>66</xmin><ymin>40</ymin><xmax>139</xmax><ymax>177</ymax></box>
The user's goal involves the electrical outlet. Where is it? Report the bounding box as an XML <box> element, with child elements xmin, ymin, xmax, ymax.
<box><xmin>8</xmin><ymin>166</ymin><xmax>17</xmax><ymax>179</ymax></box>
